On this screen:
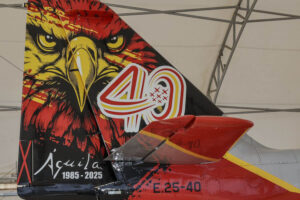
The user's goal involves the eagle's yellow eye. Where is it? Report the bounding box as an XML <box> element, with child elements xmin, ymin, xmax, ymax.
<box><xmin>37</xmin><ymin>34</ymin><xmax>57</xmax><ymax>52</ymax></box>
<box><xmin>106</xmin><ymin>35</ymin><xmax>125</xmax><ymax>52</ymax></box>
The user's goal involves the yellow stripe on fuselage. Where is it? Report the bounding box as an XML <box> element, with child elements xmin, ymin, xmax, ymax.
<box><xmin>139</xmin><ymin>130</ymin><xmax>165</xmax><ymax>141</ymax></box>
<box><xmin>224</xmin><ymin>153</ymin><xmax>300</xmax><ymax>194</ymax></box>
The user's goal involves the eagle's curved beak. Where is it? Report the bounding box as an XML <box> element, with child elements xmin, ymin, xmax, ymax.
<box><xmin>66</xmin><ymin>37</ymin><xmax>97</xmax><ymax>112</ymax></box>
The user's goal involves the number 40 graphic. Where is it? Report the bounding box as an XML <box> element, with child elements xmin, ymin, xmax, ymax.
<box><xmin>97</xmin><ymin>63</ymin><xmax>186</xmax><ymax>132</ymax></box>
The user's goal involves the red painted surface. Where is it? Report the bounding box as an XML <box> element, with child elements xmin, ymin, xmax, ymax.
<box><xmin>129</xmin><ymin>159</ymin><xmax>299</xmax><ymax>200</ymax></box>
<box><xmin>142</xmin><ymin>115</ymin><xmax>194</xmax><ymax>138</ymax></box>
<box><xmin>169</xmin><ymin>116</ymin><xmax>253</xmax><ymax>159</ymax></box>
<box><xmin>142</xmin><ymin>116</ymin><xmax>253</xmax><ymax>160</ymax></box>
<box><xmin>126</xmin><ymin>116</ymin><xmax>299</xmax><ymax>199</ymax></box>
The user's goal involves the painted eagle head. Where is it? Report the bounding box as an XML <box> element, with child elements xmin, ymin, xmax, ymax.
<box><xmin>22</xmin><ymin>0</ymin><xmax>160</xmax><ymax>155</ymax></box>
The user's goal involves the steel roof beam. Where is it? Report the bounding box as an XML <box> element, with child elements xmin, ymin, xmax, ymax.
<box><xmin>0</xmin><ymin>105</ymin><xmax>21</xmax><ymax>112</ymax></box>
<box><xmin>1</xmin><ymin>3</ymin><xmax>300</xmax><ymax>24</ymax></box>
<box><xmin>219</xmin><ymin>105</ymin><xmax>300</xmax><ymax>115</ymax></box>
<box><xmin>248</xmin><ymin>17</ymin><xmax>300</xmax><ymax>23</ymax></box>
<box><xmin>0</xmin><ymin>3</ymin><xmax>25</xmax><ymax>9</ymax></box>
<box><xmin>206</xmin><ymin>0</ymin><xmax>257</xmax><ymax>103</ymax></box>
<box><xmin>0</xmin><ymin>3</ymin><xmax>236</xmax><ymax>23</ymax></box>
<box><xmin>0</xmin><ymin>55</ymin><xmax>23</xmax><ymax>72</ymax></box>
<box><xmin>119</xmin><ymin>6</ymin><xmax>236</xmax><ymax>16</ymax></box>
<box><xmin>241</xmin><ymin>7</ymin><xmax>300</xmax><ymax>18</ymax></box>
<box><xmin>107</xmin><ymin>3</ymin><xmax>234</xmax><ymax>23</ymax></box>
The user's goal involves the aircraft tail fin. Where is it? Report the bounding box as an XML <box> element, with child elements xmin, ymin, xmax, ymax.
<box><xmin>18</xmin><ymin>0</ymin><xmax>222</xmax><ymax>199</ymax></box>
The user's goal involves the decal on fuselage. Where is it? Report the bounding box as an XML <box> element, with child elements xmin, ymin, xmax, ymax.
<box><xmin>33</xmin><ymin>149</ymin><xmax>103</xmax><ymax>180</ymax></box>
<box><xmin>97</xmin><ymin>63</ymin><xmax>186</xmax><ymax>132</ymax></box>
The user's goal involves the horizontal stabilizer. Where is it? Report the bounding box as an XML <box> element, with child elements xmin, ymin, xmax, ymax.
<box><xmin>106</xmin><ymin>116</ymin><xmax>253</xmax><ymax>164</ymax></box>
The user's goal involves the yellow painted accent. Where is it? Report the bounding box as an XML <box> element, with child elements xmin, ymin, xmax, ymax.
<box><xmin>224</xmin><ymin>153</ymin><xmax>300</xmax><ymax>194</ymax></box>
<box><xmin>100</xmin><ymin>114</ymin><xmax>107</xmax><ymax>119</ymax></box>
<box><xmin>139</xmin><ymin>130</ymin><xmax>218</xmax><ymax>162</ymax></box>
<box><xmin>27</xmin><ymin>5</ymin><xmax>97</xmax><ymax>40</ymax></box>
<box><xmin>31</xmin><ymin>96</ymin><xmax>45</xmax><ymax>105</ymax></box>
<box><xmin>65</xmin><ymin>36</ymin><xmax>98</xmax><ymax>112</ymax></box>
<box><xmin>157</xmin><ymin>106</ymin><xmax>163</xmax><ymax>112</ymax></box>
<box><xmin>135</xmin><ymin>70</ymin><xmax>143</xmax><ymax>99</ymax></box>
<box><xmin>120</xmin><ymin>94</ymin><xmax>128</xmax><ymax>100</ymax></box>
<box><xmin>67</xmin><ymin>66</ymin><xmax>86</xmax><ymax>111</ymax></box>
<box><xmin>111</xmin><ymin>75</ymin><xmax>132</xmax><ymax>96</ymax></box>
<box><xmin>101</xmin><ymin>101</ymin><xmax>151</xmax><ymax>111</ymax></box>
<box><xmin>106</xmin><ymin>35</ymin><xmax>124</xmax><ymax>51</ymax></box>
<box><xmin>122</xmin><ymin>50</ymin><xmax>142</xmax><ymax>61</ymax></box>
<box><xmin>37</xmin><ymin>34</ymin><xmax>57</xmax><ymax>52</ymax></box>
<box><xmin>139</xmin><ymin>130</ymin><xmax>165</xmax><ymax>141</ymax></box>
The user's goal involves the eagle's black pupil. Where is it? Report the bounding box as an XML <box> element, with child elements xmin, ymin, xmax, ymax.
<box><xmin>110</xmin><ymin>36</ymin><xmax>117</xmax><ymax>43</ymax></box>
<box><xmin>45</xmin><ymin>35</ymin><xmax>54</xmax><ymax>42</ymax></box>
